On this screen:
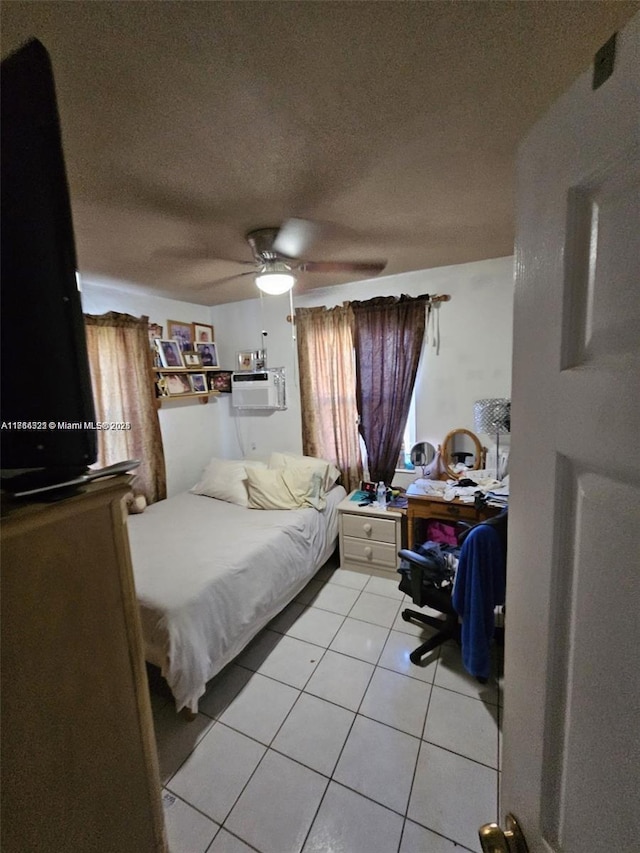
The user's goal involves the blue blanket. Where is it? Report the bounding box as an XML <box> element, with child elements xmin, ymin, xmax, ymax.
<box><xmin>452</xmin><ymin>523</ymin><xmax>506</xmax><ymax>680</ymax></box>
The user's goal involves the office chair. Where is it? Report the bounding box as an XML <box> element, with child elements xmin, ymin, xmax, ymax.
<box><xmin>398</xmin><ymin>511</ymin><xmax>508</xmax><ymax>679</ymax></box>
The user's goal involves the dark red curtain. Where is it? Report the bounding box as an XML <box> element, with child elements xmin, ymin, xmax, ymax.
<box><xmin>352</xmin><ymin>295</ymin><xmax>428</xmax><ymax>485</ymax></box>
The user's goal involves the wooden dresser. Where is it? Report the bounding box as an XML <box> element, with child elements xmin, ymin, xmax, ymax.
<box><xmin>0</xmin><ymin>475</ymin><xmax>166</xmax><ymax>852</ymax></box>
<box><xmin>337</xmin><ymin>492</ymin><xmax>405</xmax><ymax>578</ymax></box>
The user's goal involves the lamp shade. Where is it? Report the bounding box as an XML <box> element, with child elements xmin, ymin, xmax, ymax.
<box><xmin>474</xmin><ymin>398</ymin><xmax>511</xmax><ymax>435</ymax></box>
<box><xmin>255</xmin><ymin>260</ymin><xmax>296</xmax><ymax>295</ymax></box>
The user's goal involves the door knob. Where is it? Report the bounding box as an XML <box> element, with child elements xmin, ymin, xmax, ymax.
<box><xmin>479</xmin><ymin>813</ymin><xmax>529</xmax><ymax>853</ymax></box>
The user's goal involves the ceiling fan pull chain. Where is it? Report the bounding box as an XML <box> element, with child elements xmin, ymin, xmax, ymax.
<box><xmin>289</xmin><ymin>287</ymin><xmax>299</xmax><ymax>388</ymax></box>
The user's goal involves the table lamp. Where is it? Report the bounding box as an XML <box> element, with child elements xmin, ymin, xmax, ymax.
<box><xmin>473</xmin><ymin>398</ymin><xmax>511</xmax><ymax>479</ymax></box>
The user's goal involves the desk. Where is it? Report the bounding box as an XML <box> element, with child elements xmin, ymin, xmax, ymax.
<box><xmin>406</xmin><ymin>493</ymin><xmax>502</xmax><ymax>549</ymax></box>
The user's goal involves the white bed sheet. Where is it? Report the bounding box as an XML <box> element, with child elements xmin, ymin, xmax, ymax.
<box><xmin>127</xmin><ymin>485</ymin><xmax>345</xmax><ymax>711</ymax></box>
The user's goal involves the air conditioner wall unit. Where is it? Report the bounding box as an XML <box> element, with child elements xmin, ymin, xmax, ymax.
<box><xmin>231</xmin><ymin>368</ymin><xmax>286</xmax><ymax>410</ymax></box>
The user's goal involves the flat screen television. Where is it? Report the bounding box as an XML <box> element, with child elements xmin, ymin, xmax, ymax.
<box><xmin>1</xmin><ymin>39</ymin><xmax>98</xmax><ymax>490</ymax></box>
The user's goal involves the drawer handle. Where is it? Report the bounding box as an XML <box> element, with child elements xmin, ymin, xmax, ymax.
<box><xmin>364</xmin><ymin>546</ymin><xmax>373</xmax><ymax>558</ymax></box>
<box><xmin>446</xmin><ymin>505</ymin><xmax>461</xmax><ymax>516</ymax></box>
<box><xmin>363</xmin><ymin>523</ymin><xmax>372</xmax><ymax>534</ymax></box>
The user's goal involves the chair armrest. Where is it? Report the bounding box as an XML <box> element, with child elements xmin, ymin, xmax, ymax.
<box><xmin>398</xmin><ymin>549</ymin><xmax>435</xmax><ymax>569</ymax></box>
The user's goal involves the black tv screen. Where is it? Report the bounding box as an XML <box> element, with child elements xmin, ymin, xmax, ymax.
<box><xmin>1</xmin><ymin>39</ymin><xmax>97</xmax><ymax>483</ymax></box>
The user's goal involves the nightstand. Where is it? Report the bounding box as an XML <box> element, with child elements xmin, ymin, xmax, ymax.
<box><xmin>337</xmin><ymin>491</ymin><xmax>405</xmax><ymax>578</ymax></box>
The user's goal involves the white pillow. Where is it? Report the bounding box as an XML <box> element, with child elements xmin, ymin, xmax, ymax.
<box><xmin>190</xmin><ymin>458</ymin><xmax>266</xmax><ymax>507</ymax></box>
<box><xmin>268</xmin><ymin>451</ymin><xmax>340</xmax><ymax>493</ymax></box>
<box><xmin>246</xmin><ymin>465</ymin><xmax>326</xmax><ymax>510</ymax></box>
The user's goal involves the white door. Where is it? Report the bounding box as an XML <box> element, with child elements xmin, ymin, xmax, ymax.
<box><xmin>498</xmin><ymin>13</ymin><xmax>640</xmax><ymax>853</ymax></box>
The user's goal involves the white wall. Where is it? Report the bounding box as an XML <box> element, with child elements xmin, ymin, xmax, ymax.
<box><xmin>212</xmin><ymin>255</ymin><xmax>515</xmax><ymax>465</ymax></box>
<box><xmin>80</xmin><ymin>256</ymin><xmax>514</xmax><ymax>494</ymax></box>
<box><xmin>80</xmin><ymin>276</ymin><xmax>230</xmax><ymax>495</ymax></box>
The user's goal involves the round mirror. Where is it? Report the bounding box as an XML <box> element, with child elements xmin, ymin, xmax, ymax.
<box><xmin>441</xmin><ymin>429</ymin><xmax>484</xmax><ymax>479</ymax></box>
<box><xmin>410</xmin><ymin>441</ymin><xmax>436</xmax><ymax>468</ymax></box>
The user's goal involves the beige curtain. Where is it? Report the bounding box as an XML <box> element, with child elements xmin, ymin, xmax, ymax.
<box><xmin>84</xmin><ymin>312</ymin><xmax>166</xmax><ymax>503</ymax></box>
<box><xmin>296</xmin><ymin>305</ymin><xmax>363</xmax><ymax>493</ymax></box>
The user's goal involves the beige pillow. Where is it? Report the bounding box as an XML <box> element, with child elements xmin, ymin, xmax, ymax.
<box><xmin>246</xmin><ymin>465</ymin><xmax>326</xmax><ymax>510</ymax></box>
<box><xmin>190</xmin><ymin>458</ymin><xmax>266</xmax><ymax>506</ymax></box>
<box><xmin>268</xmin><ymin>451</ymin><xmax>340</xmax><ymax>493</ymax></box>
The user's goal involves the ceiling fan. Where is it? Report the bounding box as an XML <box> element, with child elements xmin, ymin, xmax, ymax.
<box><xmin>163</xmin><ymin>218</ymin><xmax>387</xmax><ymax>295</ymax></box>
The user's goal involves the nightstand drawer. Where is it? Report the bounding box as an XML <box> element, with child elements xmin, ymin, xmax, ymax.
<box><xmin>342</xmin><ymin>535</ymin><xmax>397</xmax><ymax>569</ymax></box>
<box><xmin>342</xmin><ymin>513</ymin><xmax>397</xmax><ymax>543</ymax></box>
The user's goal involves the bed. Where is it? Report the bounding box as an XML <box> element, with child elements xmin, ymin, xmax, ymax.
<box><xmin>127</xmin><ymin>475</ymin><xmax>346</xmax><ymax>712</ymax></box>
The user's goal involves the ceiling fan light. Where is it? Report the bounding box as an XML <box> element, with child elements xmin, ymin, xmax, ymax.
<box><xmin>255</xmin><ymin>272</ymin><xmax>296</xmax><ymax>294</ymax></box>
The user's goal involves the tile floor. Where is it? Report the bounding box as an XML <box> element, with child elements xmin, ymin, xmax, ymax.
<box><xmin>151</xmin><ymin>560</ymin><xmax>503</xmax><ymax>853</ymax></box>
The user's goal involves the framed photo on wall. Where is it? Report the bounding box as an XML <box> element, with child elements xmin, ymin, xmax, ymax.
<box><xmin>195</xmin><ymin>341</ymin><xmax>218</xmax><ymax>367</ymax></box>
<box><xmin>163</xmin><ymin>373</ymin><xmax>191</xmax><ymax>395</ymax></box>
<box><xmin>189</xmin><ymin>373</ymin><xmax>207</xmax><ymax>394</ymax></box>
<box><xmin>148</xmin><ymin>322</ymin><xmax>163</xmax><ymax>346</ymax></box>
<box><xmin>155</xmin><ymin>338</ymin><xmax>184</xmax><ymax>368</ymax></box>
<box><xmin>237</xmin><ymin>350</ymin><xmax>255</xmax><ymax>371</ymax></box>
<box><xmin>193</xmin><ymin>322</ymin><xmax>214</xmax><ymax>343</ymax></box>
<box><xmin>167</xmin><ymin>320</ymin><xmax>193</xmax><ymax>351</ymax></box>
<box><xmin>183</xmin><ymin>351</ymin><xmax>203</xmax><ymax>367</ymax></box>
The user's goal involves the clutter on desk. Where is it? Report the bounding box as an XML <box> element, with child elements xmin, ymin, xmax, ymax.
<box><xmin>407</xmin><ymin>471</ymin><xmax>508</xmax><ymax>507</ymax></box>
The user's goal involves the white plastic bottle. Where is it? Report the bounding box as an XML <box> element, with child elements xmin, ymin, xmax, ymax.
<box><xmin>376</xmin><ymin>481</ymin><xmax>387</xmax><ymax>509</ymax></box>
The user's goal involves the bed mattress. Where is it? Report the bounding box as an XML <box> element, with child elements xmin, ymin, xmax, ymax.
<box><xmin>127</xmin><ymin>486</ymin><xmax>345</xmax><ymax>711</ymax></box>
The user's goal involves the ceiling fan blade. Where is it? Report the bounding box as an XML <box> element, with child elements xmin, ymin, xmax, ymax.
<box><xmin>196</xmin><ymin>270</ymin><xmax>256</xmax><ymax>289</ymax></box>
<box><xmin>152</xmin><ymin>247</ymin><xmax>254</xmax><ymax>265</ymax></box>
<box><xmin>273</xmin><ymin>218</ymin><xmax>321</xmax><ymax>259</ymax></box>
<box><xmin>297</xmin><ymin>259</ymin><xmax>387</xmax><ymax>275</ymax></box>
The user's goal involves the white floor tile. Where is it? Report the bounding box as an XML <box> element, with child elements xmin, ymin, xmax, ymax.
<box><xmin>218</xmin><ymin>672</ymin><xmax>299</xmax><ymax>744</ymax></box>
<box><xmin>364</xmin><ymin>574</ymin><xmax>405</xmax><ymax>600</ymax></box>
<box><xmin>408</xmin><ymin>742</ymin><xmax>498</xmax><ymax>853</ymax></box>
<box><xmin>237</xmin><ymin>630</ymin><xmax>323</xmax><ymax>689</ymax></box>
<box><xmin>284</xmin><ymin>606</ymin><xmax>345</xmax><ymax>647</ymax></box>
<box><xmin>423</xmin><ymin>686</ymin><xmax>499</xmax><ymax>768</ymax></box>
<box><xmin>400</xmin><ymin>819</ymin><xmax>460</xmax><ymax>853</ymax></box>
<box><xmin>305</xmin><ymin>582</ymin><xmax>362</xmax><ymax>615</ymax></box>
<box><xmin>435</xmin><ymin>643</ymin><xmax>499</xmax><ymax>705</ymax></box>
<box><xmin>303</xmin><ymin>781</ymin><xmax>404</xmax><ymax>853</ymax></box>
<box><xmin>378</xmin><ymin>630</ymin><xmax>439</xmax><ymax>683</ymax></box>
<box><xmin>319</xmin><ymin>566</ymin><xmax>370</xmax><ymax>589</ymax></box>
<box><xmin>207</xmin><ymin>829</ymin><xmax>256</xmax><ymax>852</ymax></box>
<box><xmin>198</xmin><ymin>665</ymin><xmax>253</xmax><ymax>720</ymax></box>
<box><xmin>360</xmin><ymin>667</ymin><xmax>431</xmax><ymax>737</ymax></box>
<box><xmin>333</xmin><ymin>715</ymin><xmax>420</xmax><ymax>814</ymax></box>
<box><xmin>349</xmin><ymin>591</ymin><xmax>401</xmax><ymax>628</ymax></box>
<box><xmin>272</xmin><ymin>693</ymin><xmax>355</xmax><ymax>776</ymax></box>
<box><xmin>167</xmin><ymin>723</ymin><xmax>265</xmax><ymax>824</ymax></box>
<box><xmin>153</xmin><ymin>705</ymin><xmax>214</xmax><ymax>784</ymax></box>
<box><xmin>225</xmin><ymin>750</ymin><xmax>328</xmax><ymax>853</ymax></box>
<box><xmin>329</xmin><ymin>617</ymin><xmax>389</xmax><ymax>664</ymax></box>
<box><xmin>161</xmin><ymin>791</ymin><xmax>218</xmax><ymax>853</ymax></box>
<box><xmin>304</xmin><ymin>650</ymin><xmax>374</xmax><ymax>711</ymax></box>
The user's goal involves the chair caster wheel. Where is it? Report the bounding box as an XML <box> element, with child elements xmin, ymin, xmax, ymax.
<box><xmin>409</xmin><ymin>651</ymin><xmax>422</xmax><ymax>665</ymax></box>
<box><xmin>401</xmin><ymin>610</ymin><xmax>412</xmax><ymax>622</ymax></box>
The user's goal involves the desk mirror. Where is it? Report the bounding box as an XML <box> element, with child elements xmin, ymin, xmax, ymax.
<box><xmin>441</xmin><ymin>428</ymin><xmax>484</xmax><ymax>478</ymax></box>
<box><xmin>410</xmin><ymin>441</ymin><xmax>436</xmax><ymax>468</ymax></box>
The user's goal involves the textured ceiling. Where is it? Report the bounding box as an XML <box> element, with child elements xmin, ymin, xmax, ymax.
<box><xmin>1</xmin><ymin>1</ymin><xmax>637</xmax><ymax>304</ymax></box>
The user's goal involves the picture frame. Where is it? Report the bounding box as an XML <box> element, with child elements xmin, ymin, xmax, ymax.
<box><xmin>155</xmin><ymin>338</ymin><xmax>184</xmax><ymax>368</ymax></box>
<box><xmin>237</xmin><ymin>350</ymin><xmax>255</xmax><ymax>371</ymax></box>
<box><xmin>189</xmin><ymin>373</ymin><xmax>208</xmax><ymax>394</ymax></box>
<box><xmin>183</xmin><ymin>351</ymin><xmax>203</xmax><ymax>368</ymax></box>
<box><xmin>148</xmin><ymin>322</ymin><xmax>163</xmax><ymax>346</ymax></box>
<box><xmin>163</xmin><ymin>373</ymin><xmax>191</xmax><ymax>396</ymax></box>
<box><xmin>209</xmin><ymin>370</ymin><xmax>232</xmax><ymax>393</ymax></box>
<box><xmin>193</xmin><ymin>322</ymin><xmax>215</xmax><ymax>343</ymax></box>
<box><xmin>195</xmin><ymin>341</ymin><xmax>219</xmax><ymax>367</ymax></box>
<box><xmin>167</xmin><ymin>320</ymin><xmax>193</xmax><ymax>351</ymax></box>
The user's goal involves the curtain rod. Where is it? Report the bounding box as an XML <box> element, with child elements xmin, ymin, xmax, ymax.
<box><xmin>286</xmin><ymin>293</ymin><xmax>450</xmax><ymax>322</ymax></box>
